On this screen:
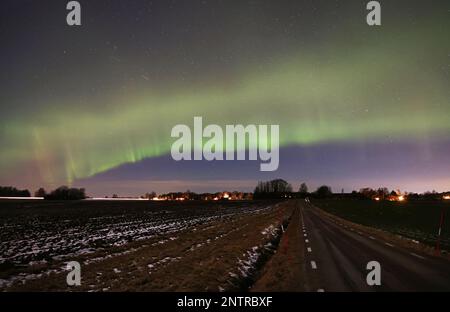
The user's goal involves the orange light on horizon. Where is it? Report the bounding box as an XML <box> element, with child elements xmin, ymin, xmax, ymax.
<box><xmin>443</xmin><ymin>195</ymin><xmax>450</xmax><ymax>200</ymax></box>
<box><xmin>374</xmin><ymin>197</ymin><xmax>380</xmax><ymax>201</ymax></box>
<box><xmin>397</xmin><ymin>195</ymin><xmax>405</xmax><ymax>202</ymax></box>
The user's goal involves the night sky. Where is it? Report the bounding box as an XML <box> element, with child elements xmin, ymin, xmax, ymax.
<box><xmin>1</xmin><ymin>0</ymin><xmax>449</xmax><ymax>196</ymax></box>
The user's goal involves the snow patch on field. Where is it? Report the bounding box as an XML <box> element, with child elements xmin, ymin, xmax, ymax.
<box><xmin>224</xmin><ymin>222</ymin><xmax>282</xmax><ymax>291</ymax></box>
<box><xmin>147</xmin><ymin>256</ymin><xmax>182</xmax><ymax>274</ymax></box>
<box><xmin>261</xmin><ymin>224</ymin><xmax>277</xmax><ymax>236</ymax></box>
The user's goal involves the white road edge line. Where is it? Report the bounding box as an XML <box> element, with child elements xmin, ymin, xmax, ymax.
<box><xmin>410</xmin><ymin>252</ymin><xmax>425</xmax><ymax>260</ymax></box>
<box><xmin>310</xmin><ymin>261</ymin><xmax>317</xmax><ymax>269</ymax></box>
<box><xmin>317</xmin><ymin>289</ymin><xmax>325</xmax><ymax>292</ymax></box>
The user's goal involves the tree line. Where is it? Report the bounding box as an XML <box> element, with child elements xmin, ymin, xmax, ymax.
<box><xmin>0</xmin><ymin>186</ymin><xmax>31</xmax><ymax>197</ymax></box>
<box><xmin>0</xmin><ymin>185</ymin><xmax>86</xmax><ymax>200</ymax></box>
<box><xmin>1</xmin><ymin>182</ymin><xmax>448</xmax><ymax>201</ymax></box>
<box><xmin>253</xmin><ymin>179</ymin><xmax>333</xmax><ymax>199</ymax></box>
<box><xmin>252</xmin><ymin>180</ymin><xmax>449</xmax><ymax>201</ymax></box>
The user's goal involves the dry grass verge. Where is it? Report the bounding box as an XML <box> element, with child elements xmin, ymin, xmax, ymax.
<box><xmin>251</xmin><ymin>201</ymin><xmax>308</xmax><ymax>292</ymax></box>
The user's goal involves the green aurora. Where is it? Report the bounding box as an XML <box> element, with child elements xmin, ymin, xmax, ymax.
<box><xmin>1</xmin><ymin>14</ymin><xmax>449</xmax><ymax>187</ymax></box>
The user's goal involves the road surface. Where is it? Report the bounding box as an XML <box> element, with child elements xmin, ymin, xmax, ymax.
<box><xmin>300</xmin><ymin>200</ymin><xmax>450</xmax><ymax>291</ymax></box>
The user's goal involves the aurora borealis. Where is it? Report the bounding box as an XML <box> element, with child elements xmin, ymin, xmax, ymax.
<box><xmin>1</xmin><ymin>0</ymin><xmax>449</xmax><ymax>195</ymax></box>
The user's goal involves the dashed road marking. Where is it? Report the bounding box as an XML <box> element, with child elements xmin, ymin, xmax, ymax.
<box><xmin>357</xmin><ymin>231</ymin><xmax>363</xmax><ymax>235</ymax></box>
<box><xmin>369</xmin><ymin>236</ymin><xmax>376</xmax><ymax>240</ymax></box>
<box><xmin>304</xmin><ymin>233</ymin><xmax>307</xmax><ymax>237</ymax></box>
<box><xmin>385</xmin><ymin>242</ymin><xmax>395</xmax><ymax>247</ymax></box>
<box><xmin>310</xmin><ymin>261</ymin><xmax>317</xmax><ymax>269</ymax></box>
<box><xmin>317</xmin><ymin>289</ymin><xmax>325</xmax><ymax>292</ymax></box>
<box><xmin>307</xmin><ymin>247</ymin><xmax>312</xmax><ymax>253</ymax></box>
<box><xmin>305</xmin><ymin>239</ymin><xmax>309</xmax><ymax>243</ymax></box>
<box><xmin>410</xmin><ymin>252</ymin><xmax>425</xmax><ymax>260</ymax></box>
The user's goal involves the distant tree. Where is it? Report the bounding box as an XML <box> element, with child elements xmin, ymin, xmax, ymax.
<box><xmin>270</xmin><ymin>179</ymin><xmax>292</xmax><ymax>193</ymax></box>
<box><xmin>360</xmin><ymin>187</ymin><xmax>377</xmax><ymax>199</ymax></box>
<box><xmin>315</xmin><ymin>185</ymin><xmax>332</xmax><ymax>198</ymax></box>
<box><xmin>143</xmin><ymin>192</ymin><xmax>156</xmax><ymax>199</ymax></box>
<box><xmin>112</xmin><ymin>194</ymin><xmax>118</xmax><ymax>198</ymax></box>
<box><xmin>376</xmin><ymin>187</ymin><xmax>389</xmax><ymax>200</ymax></box>
<box><xmin>0</xmin><ymin>186</ymin><xmax>30</xmax><ymax>197</ymax></box>
<box><xmin>34</xmin><ymin>188</ymin><xmax>47</xmax><ymax>197</ymax></box>
<box><xmin>422</xmin><ymin>191</ymin><xmax>440</xmax><ymax>200</ymax></box>
<box><xmin>298</xmin><ymin>183</ymin><xmax>308</xmax><ymax>195</ymax></box>
<box><xmin>45</xmin><ymin>186</ymin><xmax>86</xmax><ymax>200</ymax></box>
<box><xmin>407</xmin><ymin>193</ymin><xmax>419</xmax><ymax>200</ymax></box>
<box><xmin>254</xmin><ymin>179</ymin><xmax>293</xmax><ymax>199</ymax></box>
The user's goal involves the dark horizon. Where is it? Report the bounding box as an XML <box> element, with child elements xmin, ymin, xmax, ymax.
<box><xmin>2</xmin><ymin>180</ymin><xmax>449</xmax><ymax>199</ymax></box>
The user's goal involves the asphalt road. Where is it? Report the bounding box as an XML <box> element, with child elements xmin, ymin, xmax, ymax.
<box><xmin>300</xmin><ymin>200</ymin><xmax>450</xmax><ymax>292</ymax></box>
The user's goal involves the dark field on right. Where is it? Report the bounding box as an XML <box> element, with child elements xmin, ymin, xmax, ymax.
<box><xmin>312</xmin><ymin>199</ymin><xmax>450</xmax><ymax>251</ymax></box>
